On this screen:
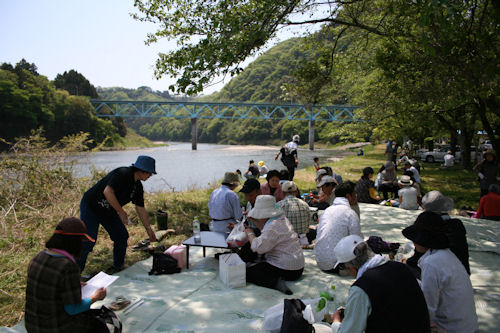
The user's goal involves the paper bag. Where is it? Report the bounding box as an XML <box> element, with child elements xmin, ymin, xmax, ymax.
<box><xmin>219</xmin><ymin>253</ymin><xmax>246</xmax><ymax>288</ymax></box>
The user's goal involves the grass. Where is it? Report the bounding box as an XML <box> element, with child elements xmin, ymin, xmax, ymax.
<box><xmin>110</xmin><ymin>128</ymin><xmax>168</xmax><ymax>150</ymax></box>
<box><xmin>0</xmin><ymin>140</ymin><xmax>479</xmax><ymax>327</ymax></box>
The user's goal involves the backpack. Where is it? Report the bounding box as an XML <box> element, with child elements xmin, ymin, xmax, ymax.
<box><xmin>148</xmin><ymin>252</ymin><xmax>181</xmax><ymax>275</ymax></box>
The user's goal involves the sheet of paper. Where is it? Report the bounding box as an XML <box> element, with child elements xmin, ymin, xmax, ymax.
<box><xmin>81</xmin><ymin>271</ymin><xmax>119</xmax><ymax>299</ymax></box>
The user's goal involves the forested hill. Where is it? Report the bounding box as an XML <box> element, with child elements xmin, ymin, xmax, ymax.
<box><xmin>96</xmin><ymin>86</ymin><xmax>174</xmax><ymax>102</ymax></box>
<box><xmin>208</xmin><ymin>38</ymin><xmax>305</xmax><ymax>103</ymax></box>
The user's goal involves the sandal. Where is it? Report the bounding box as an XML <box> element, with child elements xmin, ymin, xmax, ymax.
<box><xmin>132</xmin><ymin>239</ymin><xmax>150</xmax><ymax>250</ymax></box>
<box><xmin>109</xmin><ymin>296</ymin><xmax>131</xmax><ymax>311</ymax></box>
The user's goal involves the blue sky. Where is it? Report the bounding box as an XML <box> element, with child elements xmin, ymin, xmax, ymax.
<box><xmin>0</xmin><ymin>0</ymin><xmax>316</xmax><ymax>95</ymax></box>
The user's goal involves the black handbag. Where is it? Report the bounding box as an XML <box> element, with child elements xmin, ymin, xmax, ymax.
<box><xmin>280</xmin><ymin>299</ymin><xmax>314</xmax><ymax>333</ymax></box>
<box><xmin>90</xmin><ymin>306</ymin><xmax>122</xmax><ymax>333</ymax></box>
<box><xmin>148</xmin><ymin>252</ymin><xmax>181</xmax><ymax>275</ymax></box>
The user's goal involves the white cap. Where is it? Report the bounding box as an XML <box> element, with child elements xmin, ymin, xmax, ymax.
<box><xmin>333</xmin><ymin>235</ymin><xmax>364</xmax><ymax>268</ymax></box>
<box><xmin>317</xmin><ymin>175</ymin><xmax>335</xmax><ymax>187</ymax></box>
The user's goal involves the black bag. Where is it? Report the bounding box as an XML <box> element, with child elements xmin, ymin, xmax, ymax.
<box><xmin>148</xmin><ymin>252</ymin><xmax>181</xmax><ymax>275</ymax></box>
<box><xmin>90</xmin><ymin>306</ymin><xmax>122</xmax><ymax>333</ymax></box>
<box><xmin>280</xmin><ymin>299</ymin><xmax>314</xmax><ymax>333</ymax></box>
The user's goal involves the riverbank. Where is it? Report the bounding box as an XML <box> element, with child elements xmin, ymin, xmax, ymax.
<box><xmin>0</xmin><ymin>142</ymin><xmax>479</xmax><ymax>327</ymax></box>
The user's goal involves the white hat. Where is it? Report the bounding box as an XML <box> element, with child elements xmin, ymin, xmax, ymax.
<box><xmin>247</xmin><ymin>195</ymin><xmax>283</xmax><ymax>220</ymax></box>
<box><xmin>422</xmin><ymin>191</ymin><xmax>454</xmax><ymax>213</ymax></box>
<box><xmin>333</xmin><ymin>235</ymin><xmax>364</xmax><ymax>268</ymax></box>
<box><xmin>317</xmin><ymin>175</ymin><xmax>335</xmax><ymax>187</ymax></box>
<box><xmin>292</xmin><ymin>134</ymin><xmax>300</xmax><ymax>143</ymax></box>
<box><xmin>281</xmin><ymin>181</ymin><xmax>298</xmax><ymax>193</ymax></box>
<box><xmin>398</xmin><ymin>175</ymin><xmax>413</xmax><ymax>186</ymax></box>
<box><xmin>315</xmin><ymin>169</ymin><xmax>327</xmax><ymax>181</ymax></box>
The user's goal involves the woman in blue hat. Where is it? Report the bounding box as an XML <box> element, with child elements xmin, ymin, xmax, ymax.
<box><xmin>77</xmin><ymin>155</ymin><xmax>158</xmax><ymax>273</ymax></box>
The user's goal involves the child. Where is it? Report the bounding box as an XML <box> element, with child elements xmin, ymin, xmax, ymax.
<box><xmin>313</xmin><ymin>157</ymin><xmax>321</xmax><ymax>171</ymax></box>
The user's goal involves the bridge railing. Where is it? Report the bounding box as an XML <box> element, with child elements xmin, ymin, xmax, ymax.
<box><xmin>91</xmin><ymin>100</ymin><xmax>358</xmax><ymax>122</ymax></box>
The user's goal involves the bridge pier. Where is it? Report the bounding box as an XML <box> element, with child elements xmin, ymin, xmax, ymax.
<box><xmin>191</xmin><ymin>118</ymin><xmax>198</xmax><ymax>150</ymax></box>
<box><xmin>308</xmin><ymin>120</ymin><xmax>315</xmax><ymax>151</ymax></box>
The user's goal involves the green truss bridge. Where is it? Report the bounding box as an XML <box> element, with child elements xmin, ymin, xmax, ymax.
<box><xmin>91</xmin><ymin>100</ymin><xmax>359</xmax><ymax>150</ymax></box>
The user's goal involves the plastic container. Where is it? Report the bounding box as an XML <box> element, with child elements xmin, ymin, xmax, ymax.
<box><xmin>156</xmin><ymin>209</ymin><xmax>168</xmax><ymax>230</ymax></box>
<box><xmin>193</xmin><ymin>216</ymin><xmax>201</xmax><ymax>243</ymax></box>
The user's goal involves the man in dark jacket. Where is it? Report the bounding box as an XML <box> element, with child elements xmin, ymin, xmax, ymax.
<box><xmin>316</xmin><ymin>235</ymin><xmax>430</xmax><ymax>333</ymax></box>
<box><xmin>78</xmin><ymin>155</ymin><xmax>158</xmax><ymax>273</ymax></box>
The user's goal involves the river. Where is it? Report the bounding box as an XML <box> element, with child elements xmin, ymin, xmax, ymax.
<box><xmin>73</xmin><ymin>142</ymin><xmax>344</xmax><ymax>192</ymax></box>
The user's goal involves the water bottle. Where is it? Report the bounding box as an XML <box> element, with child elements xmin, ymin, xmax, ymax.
<box><xmin>395</xmin><ymin>241</ymin><xmax>414</xmax><ymax>262</ymax></box>
<box><xmin>193</xmin><ymin>216</ymin><xmax>201</xmax><ymax>243</ymax></box>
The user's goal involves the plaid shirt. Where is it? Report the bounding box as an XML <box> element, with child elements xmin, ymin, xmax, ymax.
<box><xmin>279</xmin><ymin>195</ymin><xmax>311</xmax><ymax>234</ymax></box>
<box><xmin>25</xmin><ymin>251</ymin><xmax>95</xmax><ymax>333</ymax></box>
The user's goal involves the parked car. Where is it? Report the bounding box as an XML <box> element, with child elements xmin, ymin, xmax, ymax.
<box><xmin>480</xmin><ymin>140</ymin><xmax>493</xmax><ymax>150</ymax></box>
<box><xmin>420</xmin><ymin>146</ymin><xmax>478</xmax><ymax>163</ymax></box>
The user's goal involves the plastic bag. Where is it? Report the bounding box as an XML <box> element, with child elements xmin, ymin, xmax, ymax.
<box><xmin>226</xmin><ymin>222</ymin><xmax>248</xmax><ymax>247</ymax></box>
<box><xmin>262</xmin><ymin>298</ymin><xmax>322</xmax><ymax>333</ymax></box>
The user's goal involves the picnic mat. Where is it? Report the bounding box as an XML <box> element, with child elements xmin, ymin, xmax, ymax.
<box><xmin>2</xmin><ymin>203</ymin><xmax>499</xmax><ymax>332</ymax></box>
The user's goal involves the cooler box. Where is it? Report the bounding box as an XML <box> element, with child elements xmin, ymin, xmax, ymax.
<box><xmin>165</xmin><ymin>245</ymin><xmax>187</xmax><ymax>269</ymax></box>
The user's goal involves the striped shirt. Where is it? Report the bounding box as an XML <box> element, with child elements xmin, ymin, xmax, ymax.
<box><xmin>250</xmin><ymin>215</ymin><xmax>305</xmax><ymax>271</ymax></box>
<box><xmin>279</xmin><ymin>195</ymin><xmax>311</xmax><ymax>234</ymax></box>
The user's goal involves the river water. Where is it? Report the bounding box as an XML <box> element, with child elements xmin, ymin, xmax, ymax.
<box><xmin>73</xmin><ymin>142</ymin><xmax>338</xmax><ymax>192</ymax></box>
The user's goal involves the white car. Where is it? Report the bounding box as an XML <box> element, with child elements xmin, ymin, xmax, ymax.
<box><xmin>420</xmin><ymin>146</ymin><xmax>477</xmax><ymax>163</ymax></box>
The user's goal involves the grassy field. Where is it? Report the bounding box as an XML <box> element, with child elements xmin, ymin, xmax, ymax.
<box><xmin>0</xmin><ymin>142</ymin><xmax>480</xmax><ymax>327</ymax></box>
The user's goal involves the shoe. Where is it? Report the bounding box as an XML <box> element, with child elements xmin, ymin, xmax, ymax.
<box><xmin>132</xmin><ymin>239</ymin><xmax>150</xmax><ymax>251</ymax></box>
<box><xmin>274</xmin><ymin>278</ymin><xmax>293</xmax><ymax>295</ymax></box>
<box><xmin>105</xmin><ymin>265</ymin><xmax>124</xmax><ymax>275</ymax></box>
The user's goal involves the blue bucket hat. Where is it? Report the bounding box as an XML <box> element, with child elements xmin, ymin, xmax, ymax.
<box><xmin>132</xmin><ymin>155</ymin><xmax>156</xmax><ymax>174</ymax></box>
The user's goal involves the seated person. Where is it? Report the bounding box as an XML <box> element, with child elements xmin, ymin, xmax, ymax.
<box><xmin>243</xmin><ymin>160</ymin><xmax>260</xmax><ymax>179</ymax></box>
<box><xmin>443</xmin><ymin>150</ymin><xmax>455</xmax><ymax>167</ymax></box>
<box><xmin>315</xmin><ymin>235</ymin><xmax>430</xmax><ymax>333</ymax></box>
<box><xmin>378</xmin><ymin>161</ymin><xmax>398</xmax><ymax>200</ymax></box>
<box><xmin>403</xmin><ymin>161</ymin><xmax>421</xmax><ymax>184</ymax></box>
<box><xmin>244</xmin><ymin>195</ymin><xmax>305</xmax><ymax>295</ymax></box>
<box><xmin>356</xmin><ymin>167</ymin><xmax>380</xmax><ymax>204</ymax></box>
<box><xmin>279</xmin><ymin>181</ymin><xmax>312</xmax><ymax>244</ymax></box>
<box><xmin>260</xmin><ymin>169</ymin><xmax>285</xmax><ymax>202</ymax></box>
<box><xmin>403</xmin><ymin>170</ymin><xmax>422</xmax><ymax>203</ymax></box>
<box><xmin>398</xmin><ymin>175</ymin><xmax>419</xmax><ymax>210</ymax></box>
<box><xmin>476</xmin><ymin>184</ymin><xmax>500</xmax><ymax>221</ymax></box>
<box><xmin>403</xmin><ymin>212</ymin><xmax>478</xmax><ymax>332</ymax></box>
<box><xmin>310</xmin><ymin>175</ymin><xmax>336</xmax><ymax>210</ymax></box>
<box><xmin>315</xmin><ymin>181</ymin><xmax>362</xmax><ymax>273</ymax></box>
<box><xmin>208</xmin><ymin>172</ymin><xmax>243</xmax><ymax>233</ymax></box>
<box><xmin>257</xmin><ymin>160</ymin><xmax>269</xmax><ymax>177</ymax></box>
<box><xmin>25</xmin><ymin>217</ymin><xmax>108</xmax><ymax>332</ymax></box>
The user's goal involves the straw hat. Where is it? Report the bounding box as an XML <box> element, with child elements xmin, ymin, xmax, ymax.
<box><xmin>222</xmin><ymin>172</ymin><xmax>240</xmax><ymax>186</ymax></box>
<box><xmin>421</xmin><ymin>191</ymin><xmax>454</xmax><ymax>213</ymax></box>
<box><xmin>398</xmin><ymin>175</ymin><xmax>413</xmax><ymax>186</ymax></box>
<box><xmin>247</xmin><ymin>195</ymin><xmax>283</xmax><ymax>220</ymax></box>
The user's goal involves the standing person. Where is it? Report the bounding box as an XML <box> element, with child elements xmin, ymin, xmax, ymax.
<box><xmin>313</xmin><ymin>157</ymin><xmax>321</xmax><ymax>171</ymax></box>
<box><xmin>473</xmin><ymin>149</ymin><xmax>500</xmax><ymax>197</ymax></box>
<box><xmin>208</xmin><ymin>171</ymin><xmax>243</xmax><ymax>233</ymax></box>
<box><xmin>279</xmin><ymin>181</ymin><xmax>311</xmax><ymax>244</ymax></box>
<box><xmin>25</xmin><ymin>217</ymin><xmax>109</xmax><ymax>332</ymax></box>
<box><xmin>356</xmin><ymin>167</ymin><xmax>380</xmax><ymax>204</ymax></box>
<box><xmin>78</xmin><ymin>155</ymin><xmax>158</xmax><ymax>273</ymax></box>
<box><xmin>316</xmin><ymin>235</ymin><xmax>430</xmax><ymax>333</ymax></box>
<box><xmin>385</xmin><ymin>140</ymin><xmax>393</xmax><ymax>161</ymax></box>
<box><xmin>403</xmin><ymin>212</ymin><xmax>478</xmax><ymax>332</ymax></box>
<box><xmin>275</xmin><ymin>134</ymin><xmax>299</xmax><ymax>180</ymax></box>
<box><xmin>244</xmin><ymin>195</ymin><xmax>304</xmax><ymax>295</ymax></box>
<box><xmin>243</xmin><ymin>160</ymin><xmax>260</xmax><ymax>179</ymax></box>
<box><xmin>260</xmin><ymin>169</ymin><xmax>285</xmax><ymax>202</ymax></box>
<box><xmin>257</xmin><ymin>160</ymin><xmax>269</xmax><ymax>177</ymax></box>
<box><xmin>315</xmin><ymin>181</ymin><xmax>362</xmax><ymax>273</ymax></box>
